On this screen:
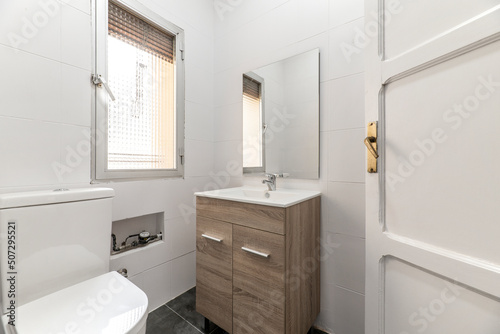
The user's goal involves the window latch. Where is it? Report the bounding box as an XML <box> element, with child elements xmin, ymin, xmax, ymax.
<box><xmin>92</xmin><ymin>74</ymin><xmax>116</xmax><ymax>101</ymax></box>
<box><xmin>178</xmin><ymin>147</ymin><xmax>185</xmax><ymax>165</ymax></box>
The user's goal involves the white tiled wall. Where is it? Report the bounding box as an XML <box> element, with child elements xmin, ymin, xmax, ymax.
<box><xmin>213</xmin><ymin>0</ymin><xmax>366</xmax><ymax>332</ymax></box>
<box><xmin>0</xmin><ymin>0</ymin><xmax>215</xmax><ymax>312</ymax></box>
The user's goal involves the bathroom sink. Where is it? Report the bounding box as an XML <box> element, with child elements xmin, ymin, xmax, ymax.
<box><xmin>195</xmin><ymin>187</ymin><xmax>320</xmax><ymax>207</ymax></box>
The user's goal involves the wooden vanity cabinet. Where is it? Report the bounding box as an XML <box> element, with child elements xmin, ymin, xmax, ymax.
<box><xmin>196</xmin><ymin>196</ymin><xmax>320</xmax><ymax>334</ymax></box>
<box><xmin>196</xmin><ymin>216</ymin><xmax>233</xmax><ymax>332</ymax></box>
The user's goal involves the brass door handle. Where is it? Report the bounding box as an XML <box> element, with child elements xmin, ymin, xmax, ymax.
<box><xmin>364</xmin><ymin>136</ymin><xmax>379</xmax><ymax>159</ymax></box>
<box><xmin>366</xmin><ymin>122</ymin><xmax>378</xmax><ymax>173</ymax></box>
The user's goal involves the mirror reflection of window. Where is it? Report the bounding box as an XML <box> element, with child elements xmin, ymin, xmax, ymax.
<box><xmin>242</xmin><ymin>49</ymin><xmax>319</xmax><ymax>179</ymax></box>
<box><xmin>242</xmin><ymin>74</ymin><xmax>264</xmax><ymax>171</ymax></box>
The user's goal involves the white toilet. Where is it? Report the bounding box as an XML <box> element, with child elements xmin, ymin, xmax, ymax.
<box><xmin>0</xmin><ymin>188</ymin><xmax>148</xmax><ymax>334</ymax></box>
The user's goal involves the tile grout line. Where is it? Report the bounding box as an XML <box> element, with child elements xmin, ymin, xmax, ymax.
<box><xmin>165</xmin><ymin>304</ymin><xmax>204</xmax><ymax>334</ymax></box>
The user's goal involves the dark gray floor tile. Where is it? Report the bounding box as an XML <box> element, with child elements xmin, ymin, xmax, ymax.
<box><xmin>166</xmin><ymin>287</ymin><xmax>218</xmax><ymax>333</ymax></box>
<box><xmin>148</xmin><ymin>287</ymin><xmax>328</xmax><ymax>334</ymax></box>
<box><xmin>209</xmin><ymin>327</ymin><xmax>229</xmax><ymax>334</ymax></box>
<box><xmin>146</xmin><ymin>305</ymin><xmax>201</xmax><ymax>334</ymax></box>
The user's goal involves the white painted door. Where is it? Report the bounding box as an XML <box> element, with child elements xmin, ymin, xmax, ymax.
<box><xmin>365</xmin><ymin>1</ymin><xmax>500</xmax><ymax>333</ymax></box>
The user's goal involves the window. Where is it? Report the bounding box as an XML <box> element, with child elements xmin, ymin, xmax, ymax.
<box><xmin>242</xmin><ymin>74</ymin><xmax>265</xmax><ymax>173</ymax></box>
<box><xmin>93</xmin><ymin>0</ymin><xmax>185</xmax><ymax>180</ymax></box>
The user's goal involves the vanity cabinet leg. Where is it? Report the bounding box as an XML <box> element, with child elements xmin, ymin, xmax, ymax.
<box><xmin>204</xmin><ymin>317</ymin><xmax>211</xmax><ymax>332</ymax></box>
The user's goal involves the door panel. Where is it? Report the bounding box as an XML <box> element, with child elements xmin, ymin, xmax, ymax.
<box><xmin>384</xmin><ymin>39</ymin><xmax>500</xmax><ymax>264</ymax></box>
<box><xmin>365</xmin><ymin>0</ymin><xmax>500</xmax><ymax>333</ymax></box>
<box><xmin>383</xmin><ymin>0</ymin><xmax>499</xmax><ymax>58</ymax></box>
<box><xmin>384</xmin><ymin>257</ymin><xmax>500</xmax><ymax>334</ymax></box>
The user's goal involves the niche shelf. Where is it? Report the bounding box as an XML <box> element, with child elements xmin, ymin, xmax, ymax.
<box><xmin>110</xmin><ymin>212</ymin><xmax>164</xmax><ymax>258</ymax></box>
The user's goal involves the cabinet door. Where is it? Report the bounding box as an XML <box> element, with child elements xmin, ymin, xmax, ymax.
<box><xmin>196</xmin><ymin>216</ymin><xmax>232</xmax><ymax>333</ymax></box>
<box><xmin>233</xmin><ymin>225</ymin><xmax>285</xmax><ymax>334</ymax></box>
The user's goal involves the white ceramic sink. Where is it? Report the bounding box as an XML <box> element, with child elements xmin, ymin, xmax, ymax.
<box><xmin>195</xmin><ymin>187</ymin><xmax>320</xmax><ymax>207</ymax></box>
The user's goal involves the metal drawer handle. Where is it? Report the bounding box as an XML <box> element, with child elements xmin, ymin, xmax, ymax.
<box><xmin>242</xmin><ymin>247</ymin><xmax>270</xmax><ymax>258</ymax></box>
<box><xmin>202</xmin><ymin>234</ymin><xmax>222</xmax><ymax>243</ymax></box>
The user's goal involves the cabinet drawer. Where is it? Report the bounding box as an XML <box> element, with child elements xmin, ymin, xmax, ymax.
<box><xmin>196</xmin><ymin>197</ymin><xmax>285</xmax><ymax>234</ymax></box>
<box><xmin>196</xmin><ymin>216</ymin><xmax>232</xmax><ymax>333</ymax></box>
<box><xmin>232</xmin><ymin>225</ymin><xmax>285</xmax><ymax>334</ymax></box>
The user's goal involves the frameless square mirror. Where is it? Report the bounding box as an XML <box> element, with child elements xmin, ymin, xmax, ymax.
<box><xmin>242</xmin><ymin>48</ymin><xmax>320</xmax><ymax>179</ymax></box>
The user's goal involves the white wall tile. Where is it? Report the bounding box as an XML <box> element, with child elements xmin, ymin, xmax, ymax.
<box><xmin>186</xmin><ymin>65</ymin><xmax>214</xmax><ymax>106</ymax></box>
<box><xmin>108</xmin><ymin>177</ymin><xmax>212</xmax><ymax>223</ymax></box>
<box><xmin>61</xmin><ymin>4</ymin><xmax>91</xmax><ymax>70</ymax></box>
<box><xmin>184</xmin><ymin>27</ymin><xmax>214</xmax><ymax>71</ymax></box>
<box><xmin>0</xmin><ymin>117</ymin><xmax>61</xmax><ymax>187</ymax></box>
<box><xmin>295</xmin><ymin>0</ymin><xmax>329</xmax><ymax>41</ymax></box>
<box><xmin>320</xmin><ymin>182</ymin><xmax>329</xmax><ymax>230</ymax></box>
<box><xmin>327</xmin><ymin>182</ymin><xmax>365</xmax><ymax>237</ymax></box>
<box><xmin>171</xmin><ymin>251</ymin><xmax>196</xmax><ymax>297</ymax></box>
<box><xmin>0</xmin><ymin>0</ymin><xmax>61</xmax><ymax>61</ymax></box>
<box><xmin>59</xmin><ymin>125</ymin><xmax>91</xmax><ymax>184</ymax></box>
<box><xmin>110</xmin><ymin>241</ymin><xmax>171</xmax><ymax>278</ymax></box>
<box><xmin>293</xmin><ymin>31</ymin><xmax>330</xmax><ymax>83</ymax></box>
<box><xmin>109</xmin><ymin>176</ymin><xmax>205</xmax><ymax>223</ymax></box>
<box><xmin>0</xmin><ymin>45</ymin><xmax>61</xmax><ymax>122</ymax></box>
<box><xmin>214</xmin><ymin>102</ymin><xmax>242</xmax><ymax>142</ymax></box>
<box><xmin>214</xmin><ymin>0</ymin><xmax>290</xmax><ymax>38</ymax></box>
<box><xmin>184</xmin><ymin>140</ymin><xmax>214</xmax><ymax>177</ymax></box>
<box><xmin>319</xmin><ymin>131</ymin><xmax>329</xmax><ymax>181</ymax></box>
<box><xmin>213</xmin><ymin>140</ymin><xmax>242</xmax><ymax>175</ymax></box>
<box><xmin>329</xmin><ymin>0</ymin><xmax>364</xmax><ymax>28</ymax></box>
<box><xmin>319</xmin><ymin>82</ymin><xmax>330</xmax><ymax>133</ymax></box>
<box><xmin>328</xmin><ymin>18</ymin><xmax>365</xmax><ymax>80</ymax></box>
<box><xmin>257</xmin><ymin>1</ymin><xmax>298</xmax><ymax>50</ymax></box>
<box><xmin>214</xmin><ymin>31</ymin><xmax>247</xmax><ymax>73</ymax></box>
<box><xmin>328</xmin><ymin>129</ymin><xmax>365</xmax><ymax>182</ymax></box>
<box><xmin>215</xmin><ymin>1</ymin><xmax>298</xmax><ymax>73</ymax></box>
<box><xmin>65</xmin><ymin>0</ymin><xmax>91</xmax><ymax>15</ymax></box>
<box><xmin>136</xmin><ymin>0</ymin><xmax>188</xmax><ymax>32</ymax></box>
<box><xmin>109</xmin><ymin>180</ymin><xmax>172</xmax><ymax>221</ymax></box>
<box><xmin>185</xmin><ymin>102</ymin><xmax>214</xmax><ymax>142</ymax></box>
<box><xmin>164</xmin><ymin>177</ymin><xmax>209</xmax><ymax>220</ymax></box>
<box><xmin>317</xmin><ymin>285</ymin><xmax>365</xmax><ymax>333</ymax></box>
<box><xmin>324</xmin><ymin>232</ymin><xmax>365</xmax><ymax>294</ymax></box>
<box><xmin>147</xmin><ymin>0</ymin><xmax>214</xmax><ymax>37</ymax></box>
<box><xmin>169</xmin><ymin>215</ymin><xmax>196</xmax><ymax>259</ymax></box>
<box><xmin>131</xmin><ymin>261</ymin><xmax>173</xmax><ymax>311</ymax></box>
<box><xmin>329</xmin><ymin>73</ymin><xmax>365</xmax><ymax>130</ymax></box>
<box><xmin>331</xmin><ymin>285</ymin><xmax>365</xmax><ymax>334</ymax></box>
<box><xmin>214</xmin><ymin>69</ymin><xmax>243</xmax><ymax>107</ymax></box>
<box><xmin>61</xmin><ymin>64</ymin><xmax>91</xmax><ymax>126</ymax></box>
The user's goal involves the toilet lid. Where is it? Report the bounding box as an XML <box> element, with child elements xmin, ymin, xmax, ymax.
<box><xmin>2</xmin><ymin>271</ymin><xmax>148</xmax><ymax>334</ymax></box>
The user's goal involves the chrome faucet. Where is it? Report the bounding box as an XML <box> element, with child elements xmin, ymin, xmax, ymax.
<box><xmin>262</xmin><ymin>173</ymin><xmax>277</xmax><ymax>191</ymax></box>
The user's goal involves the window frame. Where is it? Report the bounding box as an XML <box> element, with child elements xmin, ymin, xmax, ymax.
<box><xmin>242</xmin><ymin>72</ymin><xmax>265</xmax><ymax>174</ymax></box>
<box><xmin>92</xmin><ymin>0</ymin><xmax>185</xmax><ymax>181</ymax></box>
